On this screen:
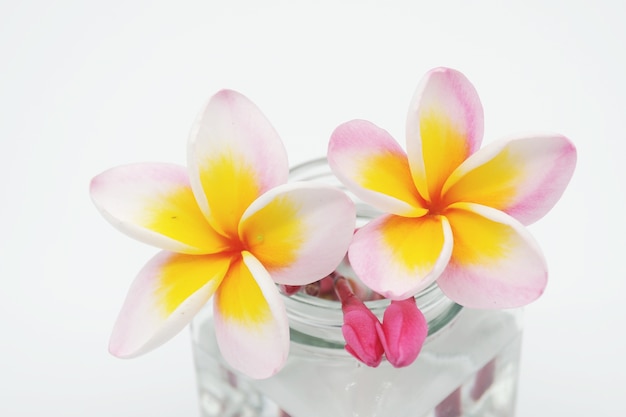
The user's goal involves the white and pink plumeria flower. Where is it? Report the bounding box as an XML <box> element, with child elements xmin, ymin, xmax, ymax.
<box><xmin>90</xmin><ymin>90</ymin><xmax>356</xmax><ymax>379</ymax></box>
<box><xmin>328</xmin><ymin>67</ymin><xmax>577</xmax><ymax>308</ymax></box>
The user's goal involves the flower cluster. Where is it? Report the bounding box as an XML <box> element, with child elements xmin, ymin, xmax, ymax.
<box><xmin>90</xmin><ymin>67</ymin><xmax>576</xmax><ymax>379</ymax></box>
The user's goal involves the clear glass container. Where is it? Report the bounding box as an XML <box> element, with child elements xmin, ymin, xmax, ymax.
<box><xmin>190</xmin><ymin>158</ymin><xmax>524</xmax><ymax>417</ymax></box>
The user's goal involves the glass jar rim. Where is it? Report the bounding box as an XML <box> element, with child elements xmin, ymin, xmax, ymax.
<box><xmin>283</xmin><ymin>282</ymin><xmax>462</xmax><ymax>348</ymax></box>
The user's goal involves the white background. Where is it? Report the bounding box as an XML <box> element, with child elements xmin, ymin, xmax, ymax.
<box><xmin>1</xmin><ymin>1</ymin><xmax>624</xmax><ymax>416</ymax></box>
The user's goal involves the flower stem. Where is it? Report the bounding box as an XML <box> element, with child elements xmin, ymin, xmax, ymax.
<box><xmin>435</xmin><ymin>387</ymin><xmax>462</xmax><ymax>417</ymax></box>
<box><xmin>470</xmin><ymin>358</ymin><xmax>496</xmax><ymax>401</ymax></box>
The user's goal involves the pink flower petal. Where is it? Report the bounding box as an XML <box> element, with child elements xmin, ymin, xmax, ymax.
<box><xmin>187</xmin><ymin>89</ymin><xmax>289</xmax><ymax>237</ymax></box>
<box><xmin>90</xmin><ymin>163</ymin><xmax>231</xmax><ymax>254</ymax></box>
<box><xmin>328</xmin><ymin>119</ymin><xmax>428</xmax><ymax>217</ymax></box>
<box><xmin>240</xmin><ymin>182</ymin><xmax>356</xmax><ymax>286</ymax></box>
<box><xmin>442</xmin><ymin>134</ymin><xmax>577</xmax><ymax>225</ymax></box>
<box><xmin>348</xmin><ymin>214</ymin><xmax>453</xmax><ymax>300</ymax></box>
<box><xmin>335</xmin><ymin>277</ymin><xmax>384</xmax><ymax>367</ymax></box>
<box><xmin>438</xmin><ymin>203</ymin><xmax>548</xmax><ymax>308</ymax></box>
<box><xmin>378</xmin><ymin>297</ymin><xmax>428</xmax><ymax>367</ymax></box>
<box><xmin>213</xmin><ymin>252</ymin><xmax>290</xmax><ymax>379</ymax></box>
<box><xmin>406</xmin><ymin>67</ymin><xmax>484</xmax><ymax>203</ymax></box>
<box><xmin>109</xmin><ymin>251</ymin><xmax>230</xmax><ymax>358</ymax></box>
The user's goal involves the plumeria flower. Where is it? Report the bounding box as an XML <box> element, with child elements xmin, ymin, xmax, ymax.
<box><xmin>90</xmin><ymin>90</ymin><xmax>356</xmax><ymax>378</ymax></box>
<box><xmin>328</xmin><ymin>67</ymin><xmax>576</xmax><ymax>308</ymax></box>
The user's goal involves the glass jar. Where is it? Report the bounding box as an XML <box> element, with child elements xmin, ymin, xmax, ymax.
<box><xmin>190</xmin><ymin>158</ymin><xmax>524</xmax><ymax>417</ymax></box>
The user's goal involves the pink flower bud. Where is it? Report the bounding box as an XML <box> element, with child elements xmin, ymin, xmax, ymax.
<box><xmin>335</xmin><ymin>277</ymin><xmax>384</xmax><ymax>367</ymax></box>
<box><xmin>378</xmin><ymin>297</ymin><xmax>428</xmax><ymax>368</ymax></box>
<box><xmin>279</xmin><ymin>284</ymin><xmax>302</xmax><ymax>296</ymax></box>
